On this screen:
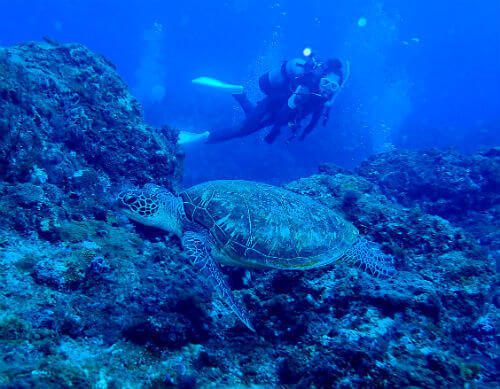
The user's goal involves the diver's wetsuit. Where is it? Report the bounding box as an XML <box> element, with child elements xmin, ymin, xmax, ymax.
<box><xmin>206</xmin><ymin>59</ymin><xmax>307</xmax><ymax>144</ymax></box>
<box><xmin>265</xmin><ymin>88</ymin><xmax>328</xmax><ymax>143</ymax></box>
<box><xmin>206</xmin><ymin>93</ymin><xmax>290</xmax><ymax>143</ymax></box>
<box><xmin>296</xmin><ymin>96</ymin><xmax>326</xmax><ymax>141</ymax></box>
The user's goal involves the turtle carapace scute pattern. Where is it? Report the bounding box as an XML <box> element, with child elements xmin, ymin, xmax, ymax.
<box><xmin>180</xmin><ymin>180</ymin><xmax>359</xmax><ymax>269</ymax></box>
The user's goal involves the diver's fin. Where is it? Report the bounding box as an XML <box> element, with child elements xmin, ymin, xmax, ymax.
<box><xmin>182</xmin><ymin>231</ymin><xmax>256</xmax><ymax>332</ymax></box>
<box><xmin>178</xmin><ymin>130</ymin><xmax>209</xmax><ymax>145</ymax></box>
<box><xmin>192</xmin><ymin>77</ymin><xmax>244</xmax><ymax>95</ymax></box>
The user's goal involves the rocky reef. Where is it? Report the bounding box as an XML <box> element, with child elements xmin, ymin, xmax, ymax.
<box><xmin>356</xmin><ymin>148</ymin><xmax>500</xmax><ymax>257</ymax></box>
<box><xmin>0</xmin><ymin>40</ymin><xmax>498</xmax><ymax>388</ymax></box>
<box><xmin>0</xmin><ymin>39</ymin><xmax>183</xmax><ymax>238</ymax></box>
<box><xmin>357</xmin><ymin>148</ymin><xmax>500</xmax><ymax>220</ymax></box>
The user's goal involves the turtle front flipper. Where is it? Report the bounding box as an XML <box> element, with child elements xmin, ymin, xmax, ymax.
<box><xmin>182</xmin><ymin>231</ymin><xmax>255</xmax><ymax>332</ymax></box>
<box><xmin>343</xmin><ymin>238</ymin><xmax>396</xmax><ymax>277</ymax></box>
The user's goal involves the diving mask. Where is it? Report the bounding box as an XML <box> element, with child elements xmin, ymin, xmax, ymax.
<box><xmin>319</xmin><ymin>77</ymin><xmax>340</xmax><ymax>98</ymax></box>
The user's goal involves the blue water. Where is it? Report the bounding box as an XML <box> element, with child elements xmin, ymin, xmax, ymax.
<box><xmin>1</xmin><ymin>0</ymin><xmax>498</xmax><ymax>185</ymax></box>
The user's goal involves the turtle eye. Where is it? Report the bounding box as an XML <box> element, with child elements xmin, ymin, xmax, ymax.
<box><xmin>120</xmin><ymin>193</ymin><xmax>138</xmax><ymax>206</ymax></box>
<box><xmin>125</xmin><ymin>196</ymin><xmax>137</xmax><ymax>204</ymax></box>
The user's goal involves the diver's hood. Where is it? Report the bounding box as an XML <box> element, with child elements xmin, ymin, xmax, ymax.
<box><xmin>340</xmin><ymin>59</ymin><xmax>351</xmax><ymax>87</ymax></box>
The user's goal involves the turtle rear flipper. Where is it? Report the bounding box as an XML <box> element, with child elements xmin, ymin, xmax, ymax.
<box><xmin>182</xmin><ymin>231</ymin><xmax>255</xmax><ymax>332</ymax></box>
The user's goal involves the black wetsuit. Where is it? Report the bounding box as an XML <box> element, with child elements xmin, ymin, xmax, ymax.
<box><xmin>206</xmin><ymin>60</ymin><xmax>319</xmax><ymax>144</ymax></box>
<box><xmin>206</xmin><ymin>92</ymin><xmax>290</xmax><ymax>143</ymax></box>
<box><xmin>289</xmin><ymin>93</ymin><xmax>328</xmax><ymax>142</ymax></box>
<box><xmin>263</xmin><ymin>80</ymin><xmax>327</xmax><ymax>143</ymax></box>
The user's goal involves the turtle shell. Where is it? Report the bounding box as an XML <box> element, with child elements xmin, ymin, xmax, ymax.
<box><xmin>180</xmin><ymin>180</ymin><xmax>359</xmax><ymax>269</ymax></box>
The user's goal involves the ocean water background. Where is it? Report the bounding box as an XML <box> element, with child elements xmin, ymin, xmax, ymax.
<box><xmin>0</xmin><ymin>0</ymin><xmax>498</xmax><ymax>185</ymax></box>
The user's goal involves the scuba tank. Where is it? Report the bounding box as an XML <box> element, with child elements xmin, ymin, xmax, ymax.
<box><xmin>259</xmin><ymin>58</ymin><xmax>307</xmax><ymax>96</ymax></box>
<box><xmin>258</xmin><ymin>48</ymin><xmax>321</xmax><ymax>96</ymax></box>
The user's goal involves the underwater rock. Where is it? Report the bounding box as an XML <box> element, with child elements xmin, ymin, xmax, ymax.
<box><xmin>0</xmin><ymin>39</ymin><xmax>183</xmax><ymax>237</ymax></box>
<box><xmin>1</xmin><ymin>147</ymin><xmax>497</xmax><ymax>388</ymax></box>
<box><xmin>31</xmin><ymin>243</ymin><xmax>101</xmax><ymax>290</ymax></box>
<box><xmin>356</xmin><ymin>148</ymin><xmax>500</xmax><ymax>220</ymax></box>
<box><xmin>356</xmin><ymin>148</ymin><xmax>500</xmax><ymax>261</ymax></box>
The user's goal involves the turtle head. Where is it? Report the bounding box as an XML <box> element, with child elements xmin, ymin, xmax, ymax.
<box><xmin>118</xmin><ymin>184</ymin><xmax>184</xmax><ymax>238</ymax></box>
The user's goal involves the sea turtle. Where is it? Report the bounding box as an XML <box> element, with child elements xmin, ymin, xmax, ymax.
<box><xmin>118</xmin><ymin>180</ymin><xmax>394</xmax><ymax>331</ymax></box>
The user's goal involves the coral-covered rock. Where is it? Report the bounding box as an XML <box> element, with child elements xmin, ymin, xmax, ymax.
<box><xmin>356</xmin><ymin>148</ymin><xmax>500</xmax><ymax>259</ymax></box>
<box><xmin>0</xmin><ymin>39</ymin><xmax>183</xmax><ymax>236</ymax></box>
<box><xmin>356</xmin><ymin>148</ymin><xmax>500</xmax><ymax>219</ymax></box>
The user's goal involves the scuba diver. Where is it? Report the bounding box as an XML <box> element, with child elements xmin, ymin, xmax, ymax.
<box><xmin>264</xmin><ymin>57</ymin><xmax>347</xmax><ymax>144</ymax></box>
<box><xmin>179</xmin><ymin>51</ymin><xmax>349</xmax><ymax>145</ymax></box>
